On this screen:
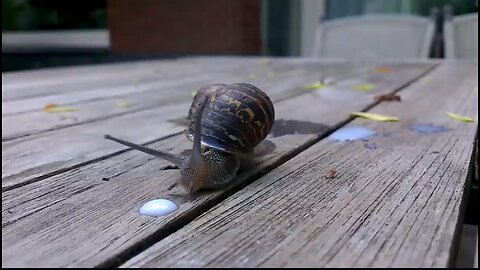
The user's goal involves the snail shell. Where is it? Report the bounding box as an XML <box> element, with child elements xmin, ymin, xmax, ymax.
<box><xmin>185</xmin><ymin>83</ymin><xmax>275</xmax><ymax>155</ymax></box>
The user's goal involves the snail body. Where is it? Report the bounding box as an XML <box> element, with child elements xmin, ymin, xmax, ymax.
<box><xmin>104</xmin><ymin>83</ymin><xmax>275</xmax><ymax>194</ymax></box>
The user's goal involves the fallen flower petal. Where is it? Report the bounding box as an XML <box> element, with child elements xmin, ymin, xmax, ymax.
<box><xmin>350</xmin><ymin>112</ymin><xmax>400</xmax><ymax>122</ymax></box>
<box><xmin>446</xmin><ymin>112</ymin><xmax>475</xmax><ymax>122</ymax></box>
<box><xmin>304</xmin><ymin>82</ymin><xmax>324</xmax><ymax>90</ymax></box>
<box><xmin>354</xmin><ymin>84</ymin><xmax>375</xmax><ymax>92</ymax></box>
<box><xmin>43</xmin><ymin>104</ymin><xmax>77</xmax><ymax>113</ymax></box>
<box><xmin>117</xmin><ymin>101</ymin><xmax>131</xmax><ymax>108</ymax></box>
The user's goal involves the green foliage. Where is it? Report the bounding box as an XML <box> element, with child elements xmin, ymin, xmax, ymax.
<box><xmin>2</xmin><ymin>0</ymin><xmax>106</xmax><ymax>31</ymax></box>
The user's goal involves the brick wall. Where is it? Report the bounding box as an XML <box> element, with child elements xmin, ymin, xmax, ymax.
<box><xmin>107</xmin><ymin>0</ymin><xmax>261</xmax><ymax>55</ymax></box>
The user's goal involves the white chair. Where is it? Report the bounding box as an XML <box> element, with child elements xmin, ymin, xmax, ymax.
<box><xmin>444</xmin><ymin>12</ymin><xmax>478</xmax><ymax>59</ymax></box>
<box><xmin>313</xmin><ymin>15</ymin><xmax>435</xmax><ymax>59</ymax></box>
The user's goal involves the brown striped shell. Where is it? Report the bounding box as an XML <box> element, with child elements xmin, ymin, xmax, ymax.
<box><xmin>185</xmin><ymin>83</ymin><xmax>275</xmax><ymax>155</ymax></box>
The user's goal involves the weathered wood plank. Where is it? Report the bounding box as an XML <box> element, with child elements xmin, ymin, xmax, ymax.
<box><xmin>1</xmin><ymin>58</ymin><xmax>274</xmax><ymax>115</ymax></box>
<box><xmin>1</xmin><ymin>56</ymin><xmax>258</xmax><ymax>99</ymax></box>
<box><xmin>2</xmin><ymin>59</ymin><xmax>193</xmax><ymax>101</ymax></box>
<box><xmin>2</xmin><ymin>60</ymin><xmax>378</xmax><ymax>187</ymax></box>
<box><xmin>2</xmin><ymin>61</ymin><xmax>351</xmax><ymax>140</ymax></box>
<box><xmin>0</xmin><ymin>56</ymin><xmax>287</xmax><ymax>88</ymax></box>
<box><xmin>2</xmin><ymin>59</ymin><xmax>163</xmax><ymax>88</ymax></box>
<box><xmin>0</xmin><ymin>60</ymin><xmax>353</xmax><ymax>189</ymax></box>
<box><xmin>1</xmin><ymin>57</ymin><xmax>437</xmax><ymax>92</ymax></box>
<box><xmin>1</xmin><ymin>62</ymin><xmax>435</xmax><ymax>267</ymax></box>
<box><xmin>122</xmin><ymin>62</ymin><xmax>477</xmax><ymax>268</ymax></box>
<box><xmin>1</xmin><ymin>62</ymin><xmax>433</xmax><ymax>191</ymax></box>
<box><xmin>1</xmin><ymin>57</ymin><xmax>341</xmax><ymax>102</ymax></box>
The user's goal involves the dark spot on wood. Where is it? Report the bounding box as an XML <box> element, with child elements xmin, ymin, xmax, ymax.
<box><xmin>269</xmin><ymin>119</ymin><xmax>329</xmax><ymax>137</ymax></box>
<box><xmin>374</xmin><ymin>93</ymin><xmax>402</xmax><ymax>102</ymax></box>
<box><xmin>161</xmin><ymin>165</ymin><xmax>179</xmax><ymax>170</ymax></box>
<box><xmin>365</xmin><ymin>142</ymin><xmax>378</xmax><ymax>150</ymax></box>
<box><xmin>102</xmin><ymin>177</ymin><xmax>110</xmax><ymax>181</ymax></box>
<box><xmin>167</xmin><ymin>117</ymin><xmax>189</xmax><ymax>126</ymax></box>
<box><xmin>325</xmin><ymin>169</ymin><xmax>337</xmax><ymax>179</ymax></box>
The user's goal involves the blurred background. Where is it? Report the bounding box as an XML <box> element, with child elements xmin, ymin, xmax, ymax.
<box><xmin>2</xmin><ymin>0</ymin><xmax>478</xmax><ymax>72</ymax></box>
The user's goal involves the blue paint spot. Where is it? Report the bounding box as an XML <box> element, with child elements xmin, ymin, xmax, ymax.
<box><xmin>329</xmin><ymin>126</ymin><xmax>376</xmax><ymax>142</ymax></box>
<box><xmin>139</xmin><ymin>199</ymin><xmax>178</xmax><ymax>217</ymax></box>
<box><xmin>364</xmin><ymin>142</ymin><xmax>378</xmax><ymax>149</ymax></box>
<box><xmin>410</xmin><ymin>123</ymin><xmax>449</xmax><ymax>134</ymax></box>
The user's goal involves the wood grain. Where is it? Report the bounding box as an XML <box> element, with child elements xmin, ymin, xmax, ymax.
<box><xmin>0</xmin><ymin>61</ymin><xmax>350</xmax><ymax>189</ymax></box>
<box><xmin>1</xmin><ymin>57</ymin><xmax>260</xmax><ymax>101</ymax></box>
<box><xmin>1</xmin><ymin>62</ymin><xmax>432</xmax><ymax>191</ymax></box>
<box><xmin>1</xmin><ymin>62</ymin><xmax>435</xmax><ymax>267</ymax></box>
<box><xmin>122</xmin><ymin>61</ymin><xmax>478</xmax><ymax>268</ymax></box>
<box><xmin>1</xmin><ymin>57</ymin><xmax>343</xmax><ymax>102</ymax></box>
<box><xmin>1</xmin><ymin>61</ymin><xmax>350</xmax><ymax>140</ymax></box>
<box><xmin>1</xmin><ymin>56</ymin><xmax>311</xmax><ymax>89</ymax></box>
<box><xmin>2</xmin><ymin>58</ymin><xmax>278</xmax><ymax>115</ymax></box>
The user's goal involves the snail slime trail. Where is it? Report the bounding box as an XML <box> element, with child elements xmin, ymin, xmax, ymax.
<box><xmin>139</xmin><ymin>199</ymin><xmax>178</xmax><ymax>217</ymax></box>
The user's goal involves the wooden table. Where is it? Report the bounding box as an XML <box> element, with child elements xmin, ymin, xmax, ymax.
<box><xmin>2</xmin><ymin>57</ymin><xmax>478</xmax><ymax>268</ymax></box>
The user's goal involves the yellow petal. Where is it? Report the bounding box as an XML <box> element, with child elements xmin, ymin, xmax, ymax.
<box><xmin>43</xmin><ymin>103</ymin><xmax>57</xmax><ymax>112</ymax></box>
<box><xmin>446</xmin><ymin>112</ymin><xmax>475</xmax><ymax>122</ymax></box>
<box><xmin>304</xmin><ymin>82</ymin><xmax>324</xmax><ymax>90</ymax></box>
<box><xmin>117</xmin><ymin>101</ymin><xmax>130</xmax><ymax>108</ymax></box>
<box><xmin>374</xmin><ymin>66</ymin><xmax>391</xmax><ymax>73</ymax></box>
<box><xmin>191</xmin><ymin>90</ymin><xmax>197</xmax><ymax>96</ymax></box>
<box><xmin>350</xmin><ymin>112</ymin><xmax>400</xmax><ymax>122</ymax></box>
<box><xmin>43</xmin><ymin>103</ymin><xmax>77</xmax><ymax>113</ymax></box>
<box><xmin>354</xmin><ymin>84</ymin><xmax>374</xmax><ymax>92</ymax></box>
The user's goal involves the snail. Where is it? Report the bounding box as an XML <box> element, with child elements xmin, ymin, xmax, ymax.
<box><xmin>104</xmin><ymin>83</ymin><xmax>275</xmax><ymax>195</ymax></box>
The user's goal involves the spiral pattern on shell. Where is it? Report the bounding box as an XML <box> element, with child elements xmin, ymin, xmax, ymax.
<box><xmin>186</xmin><ymin>83</ymin><xmax>275</xmax><ymax>155</ymax></box>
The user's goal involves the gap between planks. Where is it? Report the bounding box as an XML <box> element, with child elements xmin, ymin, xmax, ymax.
<box><xmin>2</xmin><ymin>61</ymin><xmax>348</xmax><ymax>141</ymax></box>
<box><xmin>2</xmin><ymin>61</ymin><xmax>422</xmax><ymax>191</ymax></box>
<box><xmin>120</xmin><ymin>62</ymin><xmax>477</xmax><ymax>268</ymax></box>
<box><xmin>1</xmin><ymin>62</ymin><xmax>438</xmax><ymax>267</ymax></box>
<box><xmin>98</xmin><ymin>62</ymin><xmax>439</xmax><ymax>268</ymax></box>
<box><xmin>2</xmin><ymin>59</ymin><xmax>289</xmax><ymax>115</ymax></box>
<box><xmin>2</xmin><ymin>57</ymin><xmax>272</xmax><ymax>100</ymax></box>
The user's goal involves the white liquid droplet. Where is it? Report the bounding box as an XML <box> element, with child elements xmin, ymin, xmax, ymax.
<box><xmin>139</xmin><ymin>199</ymin><xmax>178</xmax><ymax>217</ymax></box>
<box><xmin>329</xmin><ymin>126</ymin><xmax>376</xmax><ymax>142</ymax></box>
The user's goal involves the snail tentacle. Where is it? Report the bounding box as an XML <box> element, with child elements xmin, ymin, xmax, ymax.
<box><xmin>104</xmin><ymin>83</ymin><xmax>274</xmax><ymax>195</ymax></box>
<box><xmin>103</xmin><ymin>135</ymin><xmax>184</xmax><ymax>167</ymax></box>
